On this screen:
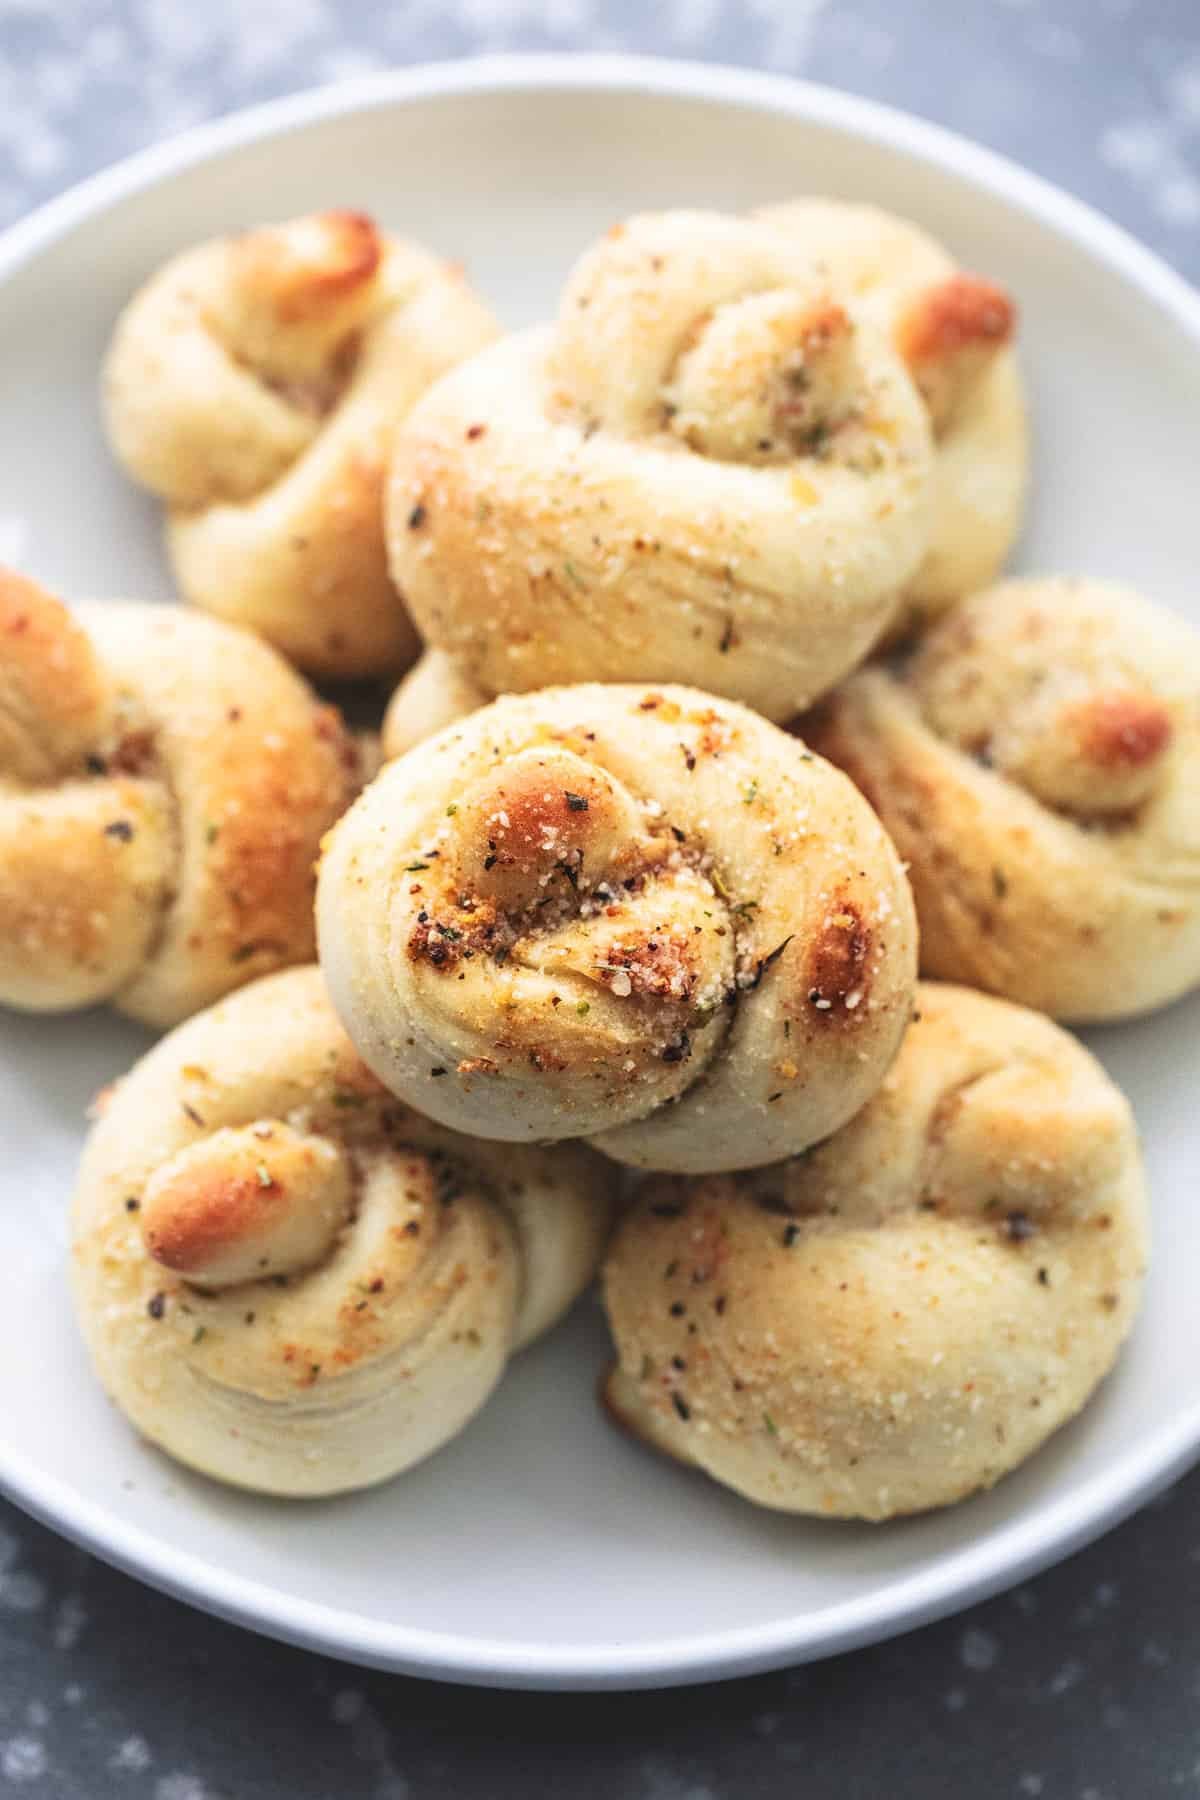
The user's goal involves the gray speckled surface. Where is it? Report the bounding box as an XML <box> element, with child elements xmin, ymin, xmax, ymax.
<box><xmin>2</xmin><ymin>1</ymin><xmax>1199</xmax><ymax>1794</ymax></box>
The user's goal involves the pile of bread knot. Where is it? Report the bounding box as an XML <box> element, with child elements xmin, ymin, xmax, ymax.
<box><xmin>13</xmin><ymin>197</ymin><xmax>1184</xmax><ymax>1516</ymax></box>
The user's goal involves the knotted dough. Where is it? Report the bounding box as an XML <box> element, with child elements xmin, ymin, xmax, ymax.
<box><xmin>103</xmin><ymin>210</ymin><xmax>498</xmax><ymax>675</ymax></box>
<box><xmin>603</xmin><ymin>982</ymin><xmax>1146</xmax><ymax>1519</ymax></box>
<box><xmin>0</xmin><ymin>568</ymin><xmax>359</xmax><ymax>1028</ymax></box>
<box><xmin>318</xmin><ymin>683</ymin><xmax>917</xmax><ymax>1173</ymax></box>
<box><xmin>71</xmin><ymin>966</ymin><xmax>611</xmax><ymax>1496</ymax></box>
<box><xmin>386</xmin><ymin>210</ymin><xmax>934</xmax><ymax>721</ymax></box>
<box><xmin>805</xmin><ymin>577</ymin><xmax>1200</xmax><ymax>1020</ymax></box>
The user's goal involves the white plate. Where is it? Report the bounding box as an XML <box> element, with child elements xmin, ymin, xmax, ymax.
<box><xmin>2</xmin><ymin>54</ymin><xmax>1199</xmax><ymax>1692</ymax></box>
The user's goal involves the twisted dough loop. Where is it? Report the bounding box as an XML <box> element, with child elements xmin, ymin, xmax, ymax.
<box><xmin>103</xmin><ymin>210</ymin><xmax>499</xmax><ymax>676</ymax></box>
<box><xmin>805</xmin><ymin>577</ymin><xmax>1200</xmax><ymax>1021</ymax></box>
<box><xmin>758</xmin><ymin>199</ymin><xmax>1026</xmax><ymax>629</ymax></box>
<box><xmin>71</xmin><ymin>967</ymin><xmax>611</xmax><ymax>1497</ymax></box>
<box><xmin>0</xmin><ymin>569</ymin><xmax>357</xmax><ymax>1027</ymax></box>
<box><xmin>318</xmin><ymin>684</ymin><xmax>917</xmax><ymax>1173</ymax></box>
<box><xmin>387</xmin><ymin>210</ymin><xmax>933</xmax><ymax>722</ymax></box>
<box><xmin>603</xmin><ymin>983</ymin><xmax>1147</xmax><ymax>1520</ymax></box>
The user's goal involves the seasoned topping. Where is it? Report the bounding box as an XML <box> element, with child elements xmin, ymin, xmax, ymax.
<box><xmin>666</xmin><ymin>290</ymin><xmax>867</xmax><ymax>465</ymax></box>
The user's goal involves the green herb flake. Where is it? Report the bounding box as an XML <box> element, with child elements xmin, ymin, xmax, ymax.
<box><xmin>763</xmin><ymin>1413</ymin><xmax>778</xmax><ymax>1436</ymax></box>
<box><xmin>576</xmin><ymin>1001</ymin><xmax>591</xmax><ymax>1017</ymax></box>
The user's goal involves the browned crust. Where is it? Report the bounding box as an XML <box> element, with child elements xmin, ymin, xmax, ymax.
<box><xmin>198</xmin><ymin>697</ymin><xmax>354</xmax><ymax>971</ymax></box>
<box><xmin>0</xmin><ymin>567</ymin><xmax>108</xmax><ymax>761</ymax></box>
<box><xmin>142</xmin><ymin>1165</ymin><xmax>286</xmax><ymax>1274</ymax></box>
<box><xmin>1064</xmin><ymin>691</ymin><xmax>1173</xmax><ymax>770</ymax></box>
<box><xmin>895</xmin><ymin>273</ymin><xmax>1016</xmax><ymax>367</ymax></box>
<box><xmin>805</xmin><ymin>896</ymin><xmax>873</xmax><ymax>1019</ymax></box>
<box><xmin>232</xmin><ymin>210</ymin><xmax>383</xmax><ymax>322</ymax></box>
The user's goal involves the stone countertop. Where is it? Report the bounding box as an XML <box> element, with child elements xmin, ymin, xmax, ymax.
<box><xmin>1</xmin><ymin>2</ymin><xmax>1198</xmax><ymax>1795</ymax></box>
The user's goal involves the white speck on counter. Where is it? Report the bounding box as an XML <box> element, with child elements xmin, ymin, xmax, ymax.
<box><xmin>0</xmin><ymin>1573</ymin><xmax>44</xmax><ymax>1616</ymax></box>
<box><xmin>330</xmin><ymin>1686</ymin><xmax>409</xmax><ymax>1798</ymax></box>
<box><xmin>50</xmin><ymin>1595</ymin><xmax>86</xmax><ymax>1651</ymax></box>
<box><xmin>635</xmin><ymin>1757</ymin><xmax>719</xmax><ymax>1800</ymax></box>
<box><xmin>155</xmin><ymin>1776</ymin><xmax>214</xmax><ymax>1800</ymax></box>
<box><xmin>960</xmin><ymin>1627</ymin><xmax>999</xmax><ymax>1672</ymax></box>
<box><xmin>110</xmin><ymin>1736</ymin><xmax>153</xmax><ymax>1773</ymax></box>
<box><xmin>0</xmin><ymin>1738</ymin><xmax>47</xmax><ymax>1784</ymax></box>
<box><xmin>1017</xmin><ymin>1778</ymin><xmax>1044</xmax><ymax>1797</ymax></box>
<box><xmin>1100</xmin><ymin>57</ymin><xmax>1200</xmax><ymax>227</ymax></box>
<box><xmin>1048</xmin><ymin>1658</ymin><xmax>1085</xmax><ymax>1696</ymax></box>
<box><xmin>666</xmin><ymin>0</ymin><xmax>721</xmax><ymax>45</ymax></box>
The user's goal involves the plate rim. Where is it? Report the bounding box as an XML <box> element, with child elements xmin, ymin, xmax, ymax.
<box><xmin>3</xmin><ymin>50</ymin><xmax>1200</xmax><ymax>1690</ymax></box>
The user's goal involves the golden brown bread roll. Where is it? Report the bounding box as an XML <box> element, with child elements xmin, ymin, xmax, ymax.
<box><xmin>71</xmin><ymin>966</ymin><xmax>611</xmax><ymax>1496</ymax></box>
<box><xmin>317</xmin><ymin>683</ymin><xmax>917</xmax><ymax>1172</ymax></box>
<box><xmin>804</xmin><ymin>577</ymin><xmax>1200</xmax><ymax>1020</ymax></box>
<box><xmin>386</xmin><ymin>210</ymin><xmax>934</xmax><ymax>722</ymax></box>
<box><xmin>103</xmin><ymin>210</ymin><xmax>499</xmax><ymax>676</ymax></box>
<box><xmin>757</xmin><ymin>200</ymin><xmax>1027</xmax><ymax>632</ymax></box>
<box><xmin>603</xmin><ymin>982</ymin><xmax>1147</xmax><ymax>1519</ymax></box>
<box><xmin>0</xmin><ymin>568</ymin><xmax>359</xmax><ymax>1027</ymax></box>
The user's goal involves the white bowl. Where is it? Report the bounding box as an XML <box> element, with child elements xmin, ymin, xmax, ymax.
<box><xmin>2</xmin><ymin>53</ymin><xmax>1199</xmax><ymax>1692</ymax></box>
